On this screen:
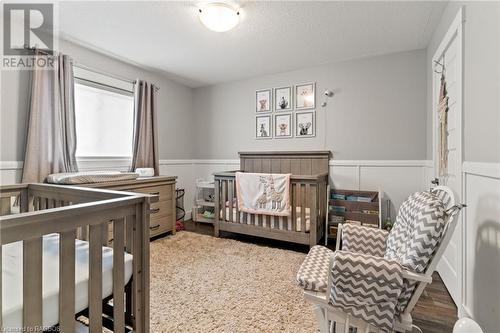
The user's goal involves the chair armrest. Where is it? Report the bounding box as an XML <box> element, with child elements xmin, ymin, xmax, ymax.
<box><xmin>339</xmin><ymin>223</ymin><xmax>389</xmax><ymax>257</ymax></box>
<box><xmin>402</xmin><ymin>269</ymin><xmax>432</xmax><ymax>284</ymax></box>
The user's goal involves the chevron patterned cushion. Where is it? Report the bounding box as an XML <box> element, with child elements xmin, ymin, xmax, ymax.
<box><xmin>341</xmin><ymin>223</ymin><xmax>389</xmax><ymax>257</ymax></box>
<box><xmin>329</xmin><ymin>251</ymin><xmax>403</xmax><ymax>332</ymax></box>
<box><xmin>296</xmin><ymin>245</ymin><xmax>333</xmax><ymax>292</ymax></box>
<box><xmin>384</xmin><ymin>191</ymin><xmax>446</xmax><ymax>313</ymax></box>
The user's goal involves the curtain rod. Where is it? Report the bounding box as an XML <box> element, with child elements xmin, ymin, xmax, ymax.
<box><xmin>23</xmin><ymin>45</ymin><xmax>160</xmax><ymax>91</ymax></box>
<box><xmin>74</xmin><ymin>64</ymin><xmax>160</xmax><ymax>92</ymax></box>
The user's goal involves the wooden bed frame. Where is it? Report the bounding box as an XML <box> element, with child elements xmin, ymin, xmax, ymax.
<box><xmin>213</xmin><ymin>151</ymin><xmax>330</xmax><ymax>247</ymax></box>
<box><xmin>0</xmin><ymin>183</ymin><xmax>152</xmax><ymax>333</ymax></box>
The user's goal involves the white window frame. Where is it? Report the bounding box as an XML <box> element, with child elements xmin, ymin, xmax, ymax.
<box><xmin>73</xmin><ymin>65</ymin><xmax>135</xmax><ymax>171</ymax></box>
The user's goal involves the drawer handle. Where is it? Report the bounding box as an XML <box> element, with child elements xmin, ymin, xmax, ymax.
<box><xmin>150</xmin><ymin>224</ymin><xmax>160</xmax><ymax>230</ymax></box>
<box><xmin>150</xmin><ymin>192</ymin><xmax>160</xmax><ymax>196</ymax></box>
<box><xmin>150</xmin><ymin>208</ymin><xmax>160</xmax><ymax>214</ymax></box>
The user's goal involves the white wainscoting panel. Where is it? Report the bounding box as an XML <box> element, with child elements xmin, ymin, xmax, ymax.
<box><xmin>0</xmin><ymin>161</ymin><xmax>23</xmax><ymax>184</ymax></box>
<box><xmin>329</xmin><ymin>160</ymin><xmax>431</xmax><ymax>220</ymax></box>
<box><xmin>461</xmin><ymin>162</ymin><xmax>500</xmax><ymax>331</ymax></box>
<box><xmin>329</xmin><ymin>166</ymin><xmax>359</xmax><ymax>190</ymax></box>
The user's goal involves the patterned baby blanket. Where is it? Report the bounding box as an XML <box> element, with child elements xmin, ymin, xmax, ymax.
<box><xmin>235</xmin><ymin>172</ymin><xmax>291</xmax><ymax>216</ymax></box>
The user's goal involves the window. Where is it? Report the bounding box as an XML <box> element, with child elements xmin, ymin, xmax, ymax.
<box><xmin>74</xmin><ymin>67</ymin><xmax>135</xmax><ymax>158</ymax></box>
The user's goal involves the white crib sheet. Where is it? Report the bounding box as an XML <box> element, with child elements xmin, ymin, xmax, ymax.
<box><xmin>2</xmin><ymin>234</ymin><xmax>133</xmax><ymax>329</ymax></box>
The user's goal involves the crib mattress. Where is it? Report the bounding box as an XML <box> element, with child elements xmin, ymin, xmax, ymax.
<box><xmin>224</xmin><ymin>207</ymin><xmax>311</xmax><ymax>232</ymax></box>
<box><xmin>2</xmin><ymin>234</ymin><xmax>133</xmax><ymax>329</ymax></box>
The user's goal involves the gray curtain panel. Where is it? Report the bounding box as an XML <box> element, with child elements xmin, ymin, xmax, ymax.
<box><xmin>22</xmin><ymin>51</ymin><xmax>78</xmax><ymax>183</ymax></box>
<box><xmin>131</xmin><ymin>80</ymin><xmax>159</xmax><ymax>176</ymax></box>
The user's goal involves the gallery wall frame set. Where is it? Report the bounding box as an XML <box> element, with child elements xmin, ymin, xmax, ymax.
<box><xmin>255</xmin><ymin>82</ymin><xmax>316</xmax><ymax>139</ymax></box>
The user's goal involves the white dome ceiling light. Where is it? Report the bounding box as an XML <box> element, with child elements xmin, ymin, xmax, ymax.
<box><xmin>198</xmin><ymin>3</ymin><xmax>240</xmax><ymax>32</ymax></box>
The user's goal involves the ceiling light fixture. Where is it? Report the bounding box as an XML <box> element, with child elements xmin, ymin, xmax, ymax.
<box><xmin>198</xmin><ymin>3</ymin><xmax>240</xmax><ymax>32</ymax></box>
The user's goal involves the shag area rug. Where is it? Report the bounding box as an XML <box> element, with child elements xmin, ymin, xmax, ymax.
<box><xmin>150</xmin><ymin>231</ymin><xmax>318</xmax><ymax>333</ymax></box>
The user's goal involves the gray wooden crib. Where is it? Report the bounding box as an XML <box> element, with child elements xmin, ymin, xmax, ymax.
<box><xmin>0</xmin><ymin>183</ymin><xmax>151</xmax><ymax>333</ymax></box>
<box><xmin>213</xmin><ymin>151</ymin><xmax>330</xmax><ymax>247</ymax></box>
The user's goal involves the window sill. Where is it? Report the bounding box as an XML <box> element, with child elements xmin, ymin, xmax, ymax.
<box><xmin>76</xmin><ymin>156</ymin><xmax>132</xmax><ymax>171</ymax></box>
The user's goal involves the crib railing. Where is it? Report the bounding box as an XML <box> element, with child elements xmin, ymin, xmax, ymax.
<box><xmin>214</xmin><ymin>171</ymin><xmax>328</xmax><ymax>246</ymax></box>
<box><xmin>0</xmin><ymin>183</ymin><xmax>152</xmax><ymax>333</ymax></box>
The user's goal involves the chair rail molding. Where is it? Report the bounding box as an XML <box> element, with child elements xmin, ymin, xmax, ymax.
<box><xmin>462</xmin><ymin>161</ymin><xmax>500</xmax><ymax>179</ymax></box>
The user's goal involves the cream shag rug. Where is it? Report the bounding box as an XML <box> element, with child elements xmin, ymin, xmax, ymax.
<box><xmin>150</xmin><ymin>231</ymin><xmax>318</xmax><ymax>333</ymax></box>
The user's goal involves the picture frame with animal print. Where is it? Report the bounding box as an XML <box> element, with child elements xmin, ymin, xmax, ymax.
<box><xmin>295</xmin><ymin>82</ymin><xmax>316</xmax><ymax>110</ymax></box>
<box><xmin>295</xmin><ymin>111</ymin><xmax>315</xmax><ymax>137</ymax></box>
<box><xmin>274</xmin><ymin>113</ymin><xmax>292</xmax><ymax>138</ymax></box>
<box><xmin>256</xmin><ymin>88</ymin><xmax>272</xmax><ymax>113</ymax></box>
<box><xmin>256</xmin><ymin>115</ymin><xmax>272</xmax><ymax>139</ymax></box>
<box><xmin>274</xmin><ymin>86</ymin><xmax>292</xmax><ymax>111</ymax></box>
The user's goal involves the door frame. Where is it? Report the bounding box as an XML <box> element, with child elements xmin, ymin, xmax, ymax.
<box><xmin>431</xmin><ymin>7</ymin><xmax>465</xmax><ymax>315</ymax></box>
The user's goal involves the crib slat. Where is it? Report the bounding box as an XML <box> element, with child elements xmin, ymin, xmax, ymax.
<box><xmin>125</xmin><ymin>215</ymin><xmax>133</xmax><ymax>253</ymax></box>
<box><xmin>40</xmin><ymin>198</ymin><xmax>47</xmax><ymax>210</ymax></box>
<box><xmin>214</xmin><ymin>179</ymin><xmax>220</xmax><ymax>236</ymax></box>
<box><xmin>101</xmin><ymin>221</ymin><xmax>109</xmax><ymax>246</ymax></box>
<box><xmin>221</xmin><ymin>180</ymin><xmax>227</xmax><ymax>221</ymax></box>
<box><xmin>23</xmin><ymin>237</ymin><xmax>43</xmax><ymax>328</ymax></box>
<box><xmin>310</xmin><ymin>184</ymin><xmax>317</xmax><ymax>243</ymax></box>
<box><xmin>301</xmin><ymin>184</ymin><xmax>307</xmax><ymax>233</ymax></box>
<box><xmin>293</xmin><ymin>183</ymin><xmax>298</xmax><ymax>231</ymax></box>
<box><xmin>59</xmin><ymin>230</ymin><xmax>76</xmax><ymax>333</ymax></box>
<box><xmin>235</xmin><ymin>180</ymin><xmax>240</xmax><ymax>223</ymax></box>
<box><xmin>89</xmin><ymin>224</ymin><xmax>103</xmax><ymax>333</ymax></box>
<box><xmin>274</xmin><ymin>216</ymin><xmax>279</xmax><ymax>229</ymax></box>
<box><xmin>113</xmin><ymin>218</ymin><xmax>126</xmax><ymax>333</ymax></box>
<box><xmin>228</xmin><ymin>180</ymin><xmax>233</xmax><ymax>222</ymax></box>
<box><xmin>20</xmin><ymin>189</ymin><xmax>29</xmax><ymax>213</ymax></box>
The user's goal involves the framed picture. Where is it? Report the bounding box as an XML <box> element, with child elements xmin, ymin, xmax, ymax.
<box><xmin>295</xmin><ymin>111</ymin><xmax>315</xmax><ymax>137</ymax></box>
<box><xmin>295</xmin><ymin>82</ymin><xmax>316</xmax><ymax>110</ymax></box>
<box><xmin>274</xmin><ymin>86</ymin><xmax>292</xmax><ymax>111</ymax></box>
<box><xmin>256</xmin><ymin>115</ymin><xmax>272</xmax><ymax>139</ymax></box>
<box><xmin>274</xmin><ymin>113</ymin><xmax>292</xmax><ymax>138</ymax></box>
<box><xmin>256</xmin><ymin>89</ymin><xmax>272</xmax><ymax>113</ymax></box>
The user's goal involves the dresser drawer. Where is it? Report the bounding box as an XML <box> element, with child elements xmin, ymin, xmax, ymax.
<box><xmin>132</xmin><ymin>184</ymin><xmax>173</xmax><ymax>201</ymax></box>
<box><xmin>148</xmin><ymin>199</ymin><xmax>174</xmax><ymax>236</ymax></box>
<box><xmin>149</xmin><ymin>199</ymin><xmax>173</xmax><ymax>217</ymax></box>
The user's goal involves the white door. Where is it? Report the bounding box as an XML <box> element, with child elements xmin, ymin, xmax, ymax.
<box><xmin>432</xmin><ymin>10</ymin><xmax>464</xmax><ymax>306</ymax></box>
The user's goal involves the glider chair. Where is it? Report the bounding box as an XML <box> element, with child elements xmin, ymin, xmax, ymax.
<box><xmin>296</xmin><ymin>186</ymin><xmax>464</xmax><ymax>333</ymax></box>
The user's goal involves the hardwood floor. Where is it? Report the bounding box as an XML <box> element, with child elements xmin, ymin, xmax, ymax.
<box><xmin>182</xmin><ymin>221</ymin><xmax>458</xmax><ymax>333</ymax></box>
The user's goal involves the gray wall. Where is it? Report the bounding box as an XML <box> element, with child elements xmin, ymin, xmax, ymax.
<box><xmin>192</xmin><ymin>49</ymin><xmax>427</xmax><ymax>160</ymax></box>
<box><xmin>0</xmin><ymin>38</ymin><xmax>195</xmax><ymax>162</ymax></box>
<box><xmin>426</xmin><ymin>1</ymin><xmax>500</xmax><ymax>162</ymax></box>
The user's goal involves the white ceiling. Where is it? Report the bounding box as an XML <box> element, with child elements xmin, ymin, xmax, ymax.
<box><xmin>59</xmin><ymin>1</ymin><xmax>447</xmax><ymax>88</ymax></box>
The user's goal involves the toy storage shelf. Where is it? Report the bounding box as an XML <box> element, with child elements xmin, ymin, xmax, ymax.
<box><xmin>192</xmin><ymin>180</ymin><xmax>215</xmax><ymax>224</ymax></box>
<box><xmin>326</xmin><ymin>189</ymin><xmax>382</xmax><ymax>246</ymax></box>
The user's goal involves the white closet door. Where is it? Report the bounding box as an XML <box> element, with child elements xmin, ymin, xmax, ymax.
<box><xmin>432</xmin><ymin>15</ymin><xmax>463</xmax><ymax>305</ymax></box>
